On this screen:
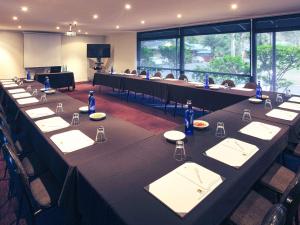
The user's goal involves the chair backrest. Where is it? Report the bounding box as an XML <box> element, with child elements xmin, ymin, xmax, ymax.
<box><xmin>280</xmin><ymin>171</ymin><xmax>300</xmax><ymax>225</ymax></box>
<box><xmin>209</xmin><ymin>77</ymin><xmax>215</xmax><ymax>84</ymax></box>
<box><xmin>221</xmin><ymin>79</ymin><xmax>235</xmax><ymax>87</ymax></box>
<box><xmin>140</xmin><ymin>70</ymin><xmax>147</xmax><ymax>75</ymax></box>
<box><xmin>165</xmin><ymin>73</ymin><xmax>174</xmax><ymax>79</ymax></box>
<box><xmin>261</xmin><ymin>204</ymin><xmax>286</xmax><ymax>225</ymax></box>
<box><xmin>124</xmin><ymin>69</ymin><xmax>130</xmax><ymax>74</ymax></box>
<box><xmin>179</xmin><ymin>74</ymin><xmax>188</xmax><ymax>81</ymax></box>
<box><xmin>154</xmin><ymin>72</ymin><xmax>162</xmax><ymax>78</ymax></box>
<box><xmin>244</xmin><ymin>82</ymin><xmax>257</xmax><ymax>89</ymax></box>
<box><xmin>131</xmin><ymin>70</ymin><xmax>137</xmax><ymax>74</ymax></box>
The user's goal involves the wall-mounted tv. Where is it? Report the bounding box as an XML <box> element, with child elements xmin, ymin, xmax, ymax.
<box><xmin>87</xmin><ymin>44</ymin><xmax>111</xmax><ymax>58</ymax></box>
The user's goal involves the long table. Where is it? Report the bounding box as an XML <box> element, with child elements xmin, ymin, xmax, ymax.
<box><xmin>0</xmin><ymin>79</ymin><xmax>298</xmax><ymax>225</ymax></box>
<box><xmin>93</xmin><ymin>73</ymin><xmax>255</xmax><ymax>111</ymax></box>
<box><xmin>35</xmin><ymin>72</ymin><xmax>75</xmax><ymax>90</ymax></box>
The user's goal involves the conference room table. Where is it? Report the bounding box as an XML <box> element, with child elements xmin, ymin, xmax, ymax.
<box><xmin>0</xmin><ymin>79</ymin><xmax>298</xmax><ymax>225</ymax></box>
<box><xmin>35</xmin><ymin>72</ymin><xmax>76</xmax><ymax>90</ymax></box>
<box><xmin>222</xmin><ymin>92</ymin><xmax>300</xmax><ymax>144</ymax></box>
<box><xmin>93</xmin><ymin>73</ymin><xmax>256</xmax><ymax>111</ymax></box>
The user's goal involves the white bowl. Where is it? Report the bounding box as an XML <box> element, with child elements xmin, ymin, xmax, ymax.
<box><xmin>163</xmin><ymin>130</ymin><xmax>186</xmax><ymax>142</ymax></box>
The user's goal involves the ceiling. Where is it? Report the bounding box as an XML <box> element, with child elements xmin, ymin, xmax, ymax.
<box><xmin>0</xmin><ymin>0</ymin><xmax>300</xmax><ymax>35</ymax></box>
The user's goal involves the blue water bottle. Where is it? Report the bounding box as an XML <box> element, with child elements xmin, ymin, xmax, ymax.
<box><xmin>44</xmin><ymin>76</ymin><xmax>50</xmax><ymax>90</ymax></box>
<box><xmin>146</xmin><ymin>70</ymin><xmax>150</xmax><ymax>80</ymax></box>
<box><xmin>88</xmin><ymin>91</ymin><xmax>96</xmax><ymax>115</ymax></box>
<box><xmin>256</xmin><ymin>81</ymin><xmax>262</xmax><ymax>99</ymax></box>
<box><xmin>184</xmin><ymin>100</ymin><xmax>194</xmax><ymax>136</ymax></box>
<box><xmin>204</xmin><ymin>73</ymin><xmax>209</xmax><ymax>89</ymax></box>
<box><xmin>26</xmin><ymin>70</ymin><xmax>31</xmax><ymax>80</ymax></box>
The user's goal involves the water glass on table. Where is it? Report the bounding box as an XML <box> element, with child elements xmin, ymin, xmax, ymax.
<box><xmin>215</xmin><ymin>122</ymin><xmax>226</xmax><ymax>138</ymax></box>
<box><xmin>40</xmin><ymin>93</ymin><xmax>47</xmax><ymax>103</ymax></box>
<box><xmin>56</xmin><ymin>103</ymin><xmax>63</xmax><ymax>114</ymax></box>
<box><xmin>242</xmin><ymin>109</ymin><xmax>252</xmax><ymax>122</ymax></box>
<box><xmin>95</xmin><ymin>126</ymin><xmax>107</xmax><ymax>143</ymax></box>
<box><xmin>32</xmin><ymin>89</ymin><xmax>38</xmax><ymax>96</ymax></box>
<box><xmin>26</xmin><ymin>85</ymin><xmax>32</xmax><ymax>93</ymax></box>
<box><xmin>285</xmin><ymin>89</ymin><xmax>292</xmax><ymax>98</ymax></box>
<box><xmin>71</xmin><ymin>113</ymin><xmax>80</xmax><ymax>126</ymax></box>
<box><xmin>265</xmin><ymin>99</ymin><xmax>272</xmax><ymax>110</ymax></box>
<box><xmin>276</xmin><ymin>94</ymin><xmax>283</xmax><ymax>103</ymax></box>
<box><xmin>173</xmin><ymin>140</ymin><xmax>186</xmax><ymax>161</ymax></box>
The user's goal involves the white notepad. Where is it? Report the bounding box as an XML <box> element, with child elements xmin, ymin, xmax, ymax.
<box><xmin>1</xmin><ymin>81</ymin><xmax>15</xmax><ymax>85</ymax></box>
<box><xmin>8</xmin><ymin>88</ymin><xmax>26</xmax><ymax>94</ymax></box>
<box><xmin>266</xmin><ymin>109</ymin><xmax>298</xmax><ymax>121</ymax></box>
<box><xmin>288</xmin><ymin>96</ymin><xmax>300</xmax><ymax>103</ymax></box>
<box><xmin>146</xmin><ymin>162</ymin><xmax>223</xmax><ymax>217</ymax></box>
<box><xmin>25</xmin><ymin>107</ymin><xmax>55</xmax><ymax>119</ymax></box>
<box><xmin>279</xmin><ymin>102</ymin><xmax>300</xmax><ymax>111</ymax></box>
<box><xmin>17</xmin><ymin>97</ymin><xmax>39</xmax><ymax>105</ymax></box>
<box><xmin>35</xmin><ymin>116</ymin><xmax>70</xmax><ymax>133</ymax></box>
<box><xmin>231</xmin><ymin>87</ymin><xmax>253</xmax><ymax>91</ymax></box>
<box><xmin>205</xmin><ymin>138</ymin><xmax>259</xmax><ymax>168</ymax></box>
<box><xmin>0</xmin><ymin>79</ymin><xmax>13</xmax><ymax>83</ymax></box>
<box><xmin>239</xmin><ymin>121</ymin><xmax>281</xmax><ymax>140</ymax></box>
<box><xmin>3</xmin><ymin>84</ymin><xmax>18</xmax><ymax>88</ymax></box>
<box><xmin>50</xmin><ymin>130</ymin><xmax>94</xmax><ymax>153</ymax></box>
<box><xmin>12</xmin><ymin>92</ymin><xmax>32</xmax><ymax>99</ymax></box>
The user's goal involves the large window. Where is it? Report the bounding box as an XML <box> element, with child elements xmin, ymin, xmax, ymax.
<box><xmin>184</xmin><ymin>33</ymin><xmax>250</xmax><ymax>85</ymax></box>
<box><xmin>256</xmin><ymin>31</ymin><xmax>300</xmax><ymax>94</ymax></box>
<box><xmin>139</xmin><ymin>39</ymin><xmax>180</xmax><ymax>77</ymax></box>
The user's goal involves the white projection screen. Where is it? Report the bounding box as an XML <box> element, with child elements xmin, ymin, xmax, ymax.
<box><xmin>24</xmin><ymin>33</ymin><xmax>62</xmax><ymax>68</ymax></box>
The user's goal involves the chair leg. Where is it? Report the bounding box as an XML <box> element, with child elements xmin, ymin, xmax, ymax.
<box><xmin>135</xmin><ymin>92</ymin><xmax>137</xmax><ymax>98</ymax></box>
<box><xmin>174</xmin><ymin>102</ymin><xmax>177</xmax><ymax>117</ymax></box>
<box><xmin>112</xmin><ymin>88</ymin><xmax>115</xmax><ymax>92</ymax></box>
<box><xmin>127</xmin><ymin>90</ymin><xmax>130</xmax><ymax>102</ymax></box>
<box><xmin>164</xmin><ymin>102</ymin><xmax>167</xmax><ymax>114</ymax></box>
<box><xmin>295</xmin><ymin>210</ymin><xmax>299</xmax><ymax>225</ymax></box>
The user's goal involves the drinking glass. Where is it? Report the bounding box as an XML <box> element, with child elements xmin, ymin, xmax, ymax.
<box><xmin>215</xmin><ymin>122</ymin><xmax>226</xmax><ymax>138</ymax></box>
<box><xmin>224</xmin><ymin>83</ymin><xmax>229</xmax><ymax>89</ymax></box>
<box><xmin>71</xmin><ymin>113</ymin><xmax>80</xmax><ymax>126</ymax></box>
<box><xmin>40</xmin><ymin>94</ymin><xmax>47</xmax><ymax>103</ymax></box>
<box><xmin>242</xmin><ymin>109</ymin><xmax>252</xmax><ymax>122</ymax></box>
<box><xmin>265</xmin><ymin>99</ymin><xmax>272</xmax><ymax>110</ymax></box>
<box><xmin>32</xmin><ymin>89</ymin><xmax>38</xmax><ymax>96</ymax></box>
<box><xmin>285</xmin><ymin>89</ymin><xmax>292</xmax><ymax>98</ymax></box>
<box><xmin>173</xmin><ymin>140</ymin><xmax>186</xmax><ymax>161</ymax></box>
<box><xmin>276</xmin><ymin>94</ymin><xmax>283</xmax><ymax>103</ymax></box>
<box><xmin>184</xmin><ymin>78</ymin><xmax>188</xmax><ymax>83</ymax></box>
<box><xmin>95</xmin><ymin>126</ymin><xmax>107</xmax><ymax>143</ymax></box>
<box><xmin>56</xmin><ymin>103</ymin><xmax>63</xmax><ymax>114</ymax></box>
<box><xmin>26</xmin><ymin>85</ymin><xmax>32</xmax><ymax>93</ymax></box>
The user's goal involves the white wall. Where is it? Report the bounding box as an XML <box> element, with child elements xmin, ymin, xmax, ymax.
<box><xmin>62</xmin><ymin>35</ymin><xmax>105</xmax><ymax>81</ymax></box>
<box><xmin>0</xmin><ymin>31</ymin><xmax>136</xmax><ymax>81</ymax></box>
<box><xmin>0</xmin><ymin>31</ymin><xmax>24</xmax><ymax>79</ymax></box>
<box><xmin>105</xmin><ymin>32</ymin><xmax>137</xmax><ymax>73</ymax></box>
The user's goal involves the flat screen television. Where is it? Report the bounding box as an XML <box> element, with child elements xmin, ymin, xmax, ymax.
<box><xmin>87</xmin><ymin>44</ymin><xmax>111</xmax><ymax>58</ymax></box>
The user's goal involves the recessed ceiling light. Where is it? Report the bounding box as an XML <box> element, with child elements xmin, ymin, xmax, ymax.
<box><xmin>21</xmin><ymin>6</ymin><xmax>28</xmax><ymax>12</ymax></box>
<box><xmin>231</xmin><ymin>4</ymin><xmax>238</xmax><ymax>10</ymax></box>
<box><xmin>93</xmin><ymin>14</ymin><xmax>99</xmax><ymax>19</ymax></box>
<box><xmin>56</xmin><ymin>26</ymin><xmax>60</xmax><ymax>30</ymax></box>
<box><xmin>116</xmin><ymin>25</ymin><xmax>120</xmax><ymax>29</ymax></box>
<box><xmin>12</xmin><ymin>16</ymin><xmax>18</xmax><ymax>21</ymax></box>
<box><xmin>85</xmin><ymin>32</ymin><xmax>88</xmax><ymax>35</ymax></box>
<box><xmin>177</xmin><ymin>14</ymin><xmax>182</xmax><ymax>19</ymax></box>
<box><xmin>141</xmin><ymin>20</ymin><xmax>145</xmax><ymax>24</ymax></box>
<box><xmin>78</xmin><ymin>29</ymin><xmax>81</xmax><ymax>33</ymax></box>
<box><xmin>18</xmin><ymin>25</ymin><xmax>22</xmax><ymax>29</ymax></box>
<box><xmin>125</xmin><ymin>4</ymin><xmax>131</xmax><ymax>10</ymax></box>
<box><xmin>73</xmin><ymin>21</ymin><xmax>78</xmax><ymax>25</ymax></box>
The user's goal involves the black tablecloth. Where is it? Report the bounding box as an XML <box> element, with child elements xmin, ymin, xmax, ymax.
<box><xmin>75</xmin><ymin>110</ymin><xmax>289</xmax><ymax>225</ymax></box>
<box><xmin>35</xmin><ymin>72</ymin><xmax>75</xmax><ymax>90</ymax></box>
<box><xmin>0</xmin><ymin>80</ymin><xmax>295</xmax><ymax>225</ymax></box>
<box><xmin>222</xmin><ymin>92</ymin><xmax>300</xmax><ymax>143</ymax></box>
<box><xmin>93</xmin><ymin>73</ymin><xmax>255</xmax><ymax>111</ymax></box>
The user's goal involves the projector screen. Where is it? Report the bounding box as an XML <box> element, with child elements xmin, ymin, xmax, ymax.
<box><xmin>24</xmin><ymin>33</ymin><xmax>62</xmax><ymax>68</ymax></box>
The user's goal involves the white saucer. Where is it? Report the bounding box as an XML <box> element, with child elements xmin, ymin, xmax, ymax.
<box><xmin>79</xmin><ymin>106</ymin><xmax>89</xmax><ymax>113</ymax></box>
<box><xmin>163</xmin><ymin>130</ymin><xmax>186</xmax><ymax>142</ymax></box>
<box><xmin>249</xmin><ymin>98</ymin><xmax>263</xmax><ymax>104</ymax></box>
